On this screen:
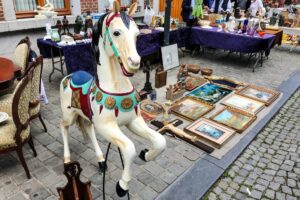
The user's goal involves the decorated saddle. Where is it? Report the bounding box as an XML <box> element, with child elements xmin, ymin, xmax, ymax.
<box><xmin>62</xmin><ymin>71</ymin><xmax>140</xmax><ymax>120</ymax></box>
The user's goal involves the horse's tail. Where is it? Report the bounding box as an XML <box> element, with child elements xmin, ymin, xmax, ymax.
<box><xmin>76</xmin><ymin>116</ymin><xmax>90</xmax><ymax>141</ymax></box>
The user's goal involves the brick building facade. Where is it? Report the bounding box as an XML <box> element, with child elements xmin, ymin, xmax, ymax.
<box><xmin>80</xmin><ymin>0</ymin><xmax>98</xmax><ymax>13</ymax></box>
<box><xmin>0</xmin><ymin>0</ymin><xmax>4</xmax><ymax>21</ymax></box>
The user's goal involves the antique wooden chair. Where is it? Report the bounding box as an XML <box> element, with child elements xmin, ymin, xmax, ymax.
<box><xmin>28</xmin><ymin>56</ymin><xmax>47</xmax><ymax>132</ymax></box>
<box><xmin>0</xmin><ymin>69</ymin><xmax>37</xmax><ymax>179</ymax></box>
<box><xmin>0</xmin><ymin>56</ymin><xmax>47</xmax><ymax>132</ymax></box>
<box><xmin>13</xmin><ymin>43</ymin><xmax>30</xmax><ymax>73</ymax></box>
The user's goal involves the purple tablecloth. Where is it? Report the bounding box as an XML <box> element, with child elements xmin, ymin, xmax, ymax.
<box><xmin>190</xmin><ymin>27</ymin><xmax>276</xmax><ymax>56</ymax></box>
<box><xmin>37</xmin><ymin>39</ymin><xmax>95</xmax><ymax>75</ymax></box>
<box><xmin>37</xmin><ymin>27</ymin><xmax>189</xmax><ymax>74</ymax></box>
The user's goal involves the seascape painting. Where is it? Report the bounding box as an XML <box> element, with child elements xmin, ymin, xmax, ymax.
<box><xmin>243</xmin><ymin>88</ymin><xmax>272</xmax><ymax>102</ymax></box>
<box><xmin>188</xmin><ymin>83</ymin><xmax>232</xmax><ymax>104</ymax></box>
<box><xmin>196</xmin><ymin>123</ymin><xmax>224</xmax><ymax>139</ymax></box>
<box><xmin>185</xmin><ymin>118</ymin><xmax>236</xmax><ymax>148</ymax></box>
<box><xmin>222</xmin><ymin>95</ymin><xmax>264</xmax><ymax>114</ymax></box>
<box><xmin>171</xmin><ymin>98</ymin><xmax>214</xmax><ymax>121</ymax></box>
<box><xmin>212</xmin><ymin>108</ymin><xmax>254</xmax><ymax>131</ymax></box>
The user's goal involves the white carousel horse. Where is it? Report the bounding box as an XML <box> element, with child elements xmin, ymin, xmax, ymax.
<box><xmin>59</xmin><ymin>1</ymin><xmax>166</xmax><ymax>197</ymax></box>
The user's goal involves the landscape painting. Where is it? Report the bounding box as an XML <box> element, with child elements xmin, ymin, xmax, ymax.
<box><xmin>188</xmin><ymin>83</ymin><xmax>232</xmax><ymax>104</ymax></box>
<box><xmin>210</xmin><ymin>107</ymin><xmax>257</xmax><ymax>133</ymax></box>
<box><xmin>171</xmin><ymin>97</ymin><xmax>214</xmax><ymax>121</ymax></box>
<box><xmin>222</xmin><ymin>94</ymin><xmax>265</xmax><ymax>115</ymax></box>
<box><xmin>237</xmin><ymin>85</ymin><xmax>280</xmax><ymax>106</ymax></box>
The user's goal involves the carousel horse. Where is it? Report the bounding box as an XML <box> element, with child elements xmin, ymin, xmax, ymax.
<box><xmin>59</xmin><ymin>1</ymin><xmax>166</xmax><ymax>197</ymax></box>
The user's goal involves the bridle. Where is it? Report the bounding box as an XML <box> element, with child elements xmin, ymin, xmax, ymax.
<box><xmin>102</xmin><ymin>12</ymin><xmax>134</xmax><ymax>77</ymax></box>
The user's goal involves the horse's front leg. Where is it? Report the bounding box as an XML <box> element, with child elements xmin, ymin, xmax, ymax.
<box><xmin>81</xmin><ymin>120</ymin><xmax>106</xmax><ymax>172</ymax></box>
<box><xmin>127</xmin><ymin>116</ymin><xmax>166</xmax><ymax>161</ymax></box>
<box><xmin>94</xmin><ymin>122</ymin><xmax>136</xmax><ymax>197</ymax></box>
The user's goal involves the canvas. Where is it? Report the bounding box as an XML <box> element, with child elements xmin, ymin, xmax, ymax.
<box><xmin>237</xmin><ymin>85</ymin><xmax>280</xmax><ymax>106</ymax></box>
<box><xmin>188</xmin><ymin>83</ymin><xmax>232</xmax><ymax>104</ymax></box>
<box><xmin>171</xmin><ymin>97</ymin><xmax>215</xmax><ymax>121</ymax></box>
<box><xmin>210</xmin><ymin>107</ymin><xmax>257</xmax><ymax>133</ymax></box>
<box><xmin>222</xmin><ymin>94</ymin><xmax>265</xmax><ymax>115</ymax></box>
<box><xmin>185</xmin><ymin>118</ymin><xmax>235</xmax><ymax>148</ymax></box>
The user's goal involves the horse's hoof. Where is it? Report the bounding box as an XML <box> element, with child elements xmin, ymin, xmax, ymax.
<box><xmin>139</xmin><ymin>149</ymin><xmax>149</xmax><ymax>161</ymax></box>
<box><xmin>98</xmin><ymin>161</ymin><xmax>107</xmax><ymax>172</ymax></box>
<box><xmin>116</xmin><ymin>181</ymin><xmax>128</xmax><ymax>197</ymax></box>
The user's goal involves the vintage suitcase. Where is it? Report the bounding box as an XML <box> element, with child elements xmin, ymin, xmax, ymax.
<box><xmin>155</xmin><ymin>68</ymin><xmax>167</xmax><ymax>88</ymax></box>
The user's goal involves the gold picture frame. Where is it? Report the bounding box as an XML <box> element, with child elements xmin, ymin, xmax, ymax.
<box><xmin>236</xmin><ymin>85</ymin><xmax>280</xmax><ymax>106</ymax></box>
<box><xmin>221</xmin><ymin>94</ymin><xmax>265</xmax><ymax>115</ymax></box>
<box><xmin>171</xmin><ymin>97</ymin><xmax>215</xmax><ymax>121</ymax></box>
<box><xmin>210</xmin><ymin>107</ymin><xmax>257</xmax><ymax>133</ymax></box>
<box><xmin>185</xmin><ymin>118</ymin><xmax>235</xmax><ymax>148</ymax></box>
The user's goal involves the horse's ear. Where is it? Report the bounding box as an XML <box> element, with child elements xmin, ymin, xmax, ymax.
<box><xmin>128</xmin><ymin>2</ymin><xmax>138</xmax><ymax>16</ymax></box>
<box><xmin>113</xmin><ymin>0</ymin><xmax>121</xmax><ymax>14</ymax></box>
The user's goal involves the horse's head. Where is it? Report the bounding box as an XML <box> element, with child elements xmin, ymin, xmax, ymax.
<box><xmin>94</xmin><ymin>1</ymin><xmax>140</xmax><ymax>77</ymax></box>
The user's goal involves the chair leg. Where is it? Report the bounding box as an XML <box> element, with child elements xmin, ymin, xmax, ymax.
<box><xmin>28</xmin><ymin>135</ymin><xmax>37</xmax><ymax>157</ymax></box>
<box><xmin>16</xmin><ymin>147</ymin><xmax>31</xmax><ymax>179</ymax></box>
<box><xmin>38</xmin><ymin>113</ymin><xmax>47</xmax><ymax>132</ymax></box>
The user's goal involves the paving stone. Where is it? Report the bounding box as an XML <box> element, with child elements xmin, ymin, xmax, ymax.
<box><xmin>143</xmin><ymin>161</ymin><xmax>165</xmax><ymax>176</ymax></box>
<box><xmin>265</xmin><ymin>189</ymin><xmax>275</xmax><ymax>199</ymax></box>
<box><xmin>137</xmin><ymin>186</ymin><xmax>157</xmax><ymax>200</ymax></box>
<box><xmin>253</xmin><ymin>184</ymin><xmax>266</xmax><ymax>192</ymax></box>
<box><xmin>269</xmin><ymin>182</ymin><xmax>280</xmax><ymax>191</ymax></box>
<box><xmin>274</xmin><ymin>176</ymin><xmax>285</xmax><ymax>184</ymax></box>
<box><xmin>286</xmin><ymin>195</ymin><xmax>297</xmax><ymax>200</ymax></box>
<box><xmin>7</xmin><ymin>192</ymin><xmax>28</xmax><ymax>200</ymax></box>
<box><xmin>282</xmin><ymin>186</ymin><xmax>293</xmax><ymax>195</ymax></box>
<box><xmin>256</xmin><ymin>178</ymin><xmax>269</xmax><ymax>187</ymax></box>
<box><xmin>251</xmin><ymin>190</ymin><xmax>262</xmax><ymax>199</ymax></box>
<box><xmin>276</xmin><ymin>192</ymin><xmax>286</xmax><ymax>200</ymax></box>
<box><xmin>287</xmin><ymin>179</ymin><xmax>297</xmax><ymax>188</ymax></box>
<box><xmin>292</xmin><ymin>189</ymin><xmax>300</xmax><ymax>197</ymax></box>
<box><xmin>158</xmin><ymin>171</ymin><xmax>177</xmax><ymax>184</ymax></box>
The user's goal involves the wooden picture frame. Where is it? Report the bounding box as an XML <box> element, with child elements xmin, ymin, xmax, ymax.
<box><xmin>171</xmin><ymin>97</ymin><xmax>215</xmax><ymax>121</ymax></box>
<box><xmin>210</xmin><ymin>107</ymin><xmax>257</xmax><ymax>133</ymax></box>
<box><xmin>221</xmin><ymin>94</ymin><xmax>265</xmax><ymax>115</ymax></box>
<box><xmin>204</xmin><ymin>75</ymin><xmax>246</xmax><ymax>90</ymax></box>
<box><xmin>236</xmin><ymin>85</ymin><xmax>280</xmax><ymax>106</ymax></box>
<box><xmin>188</xmin><ymin>83</ymin><xmax>232</xmax><ymax>104</ymax></box>
<box><xmin>185</xmin><ymin>118</ymin><xmax>235</xmax><ymax>148</ymax></box>
<box><xmin>140</xmin><ymin>100</ymin><xmax>163</xmax><ymax>116</ymax></box>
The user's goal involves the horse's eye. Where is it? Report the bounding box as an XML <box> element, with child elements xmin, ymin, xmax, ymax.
<box><xmin>113</xmin><ymin>31</ymin><xmax>121</xmax><ymax>37</ymax></box>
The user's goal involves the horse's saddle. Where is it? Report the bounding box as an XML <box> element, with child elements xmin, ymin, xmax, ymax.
<box><xmin>69</xmin><ymin>71</ymin><xmax>94</xmax><ymax>120</ymax></box>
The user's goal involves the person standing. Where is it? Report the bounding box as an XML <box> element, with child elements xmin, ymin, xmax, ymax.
<box><xmin>181</xmin><ymin>0</ymin><xmax>196</xmax><ymax>26</ymax></box>
<box><xmin>210</xmin><ymin>0</ymin><xmax>232</xmax><ymax>13</ymax></box>
<box><xmin>249</xmin><ymin>0</ymin><xmax>264</xmax><ymax>17</ymax></box>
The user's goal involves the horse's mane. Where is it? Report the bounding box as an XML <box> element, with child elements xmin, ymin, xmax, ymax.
<box><xmin>92</xmin><ymin>12</ymin><xmax>131</xmax><ymax>82</ymax></box>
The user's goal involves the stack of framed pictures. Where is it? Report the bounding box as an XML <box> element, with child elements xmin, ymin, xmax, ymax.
<box><xmin>140</xmin><ymin>100</ymin><xmax>164</xmax><ymax>122</ymax></box>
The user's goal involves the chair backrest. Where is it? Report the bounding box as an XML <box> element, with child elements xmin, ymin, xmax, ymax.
<box><xmin>11</xmin><ymin>68</ymin><xmax>33</xmax><ymax>144</ymax></box>
<box><xmin>13</xmin><ymin>43</ymin><xmax>29</xmax><ymax>73</ymax></box>
<box><xmin>28</xmin><ymin>56</ymin><xmax>43</xmax><ymax>105</ymax></box>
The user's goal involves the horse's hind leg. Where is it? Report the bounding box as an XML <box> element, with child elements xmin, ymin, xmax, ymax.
<box><xmin>127</xmin><ymin>116</ymin><xmax>166</xmax><ymax>161</ymax></box>
<box><xmin>79</xmin><ymin>119</ymin><xmax>106</xmax><ymax>172</ymax></box>
<box><xmin>94</xmin><ymin>122</ymin><xmax>136</xmax><ymax>197</ymax></box>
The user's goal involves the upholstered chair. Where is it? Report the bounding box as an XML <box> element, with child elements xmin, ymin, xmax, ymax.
<box><xmin>28</xmin><ymin>56</ymin><xmax>47</xmax><ymax>132</ymax></box>
<box><xmin>0</xmin><ymin>69</ymin><xmax>37</xmax><ymax>179</ymax></box>
<box><xmin>13</xmin><ymin>43</ymin><xmax>30</xmax><ymax>73</ymax></box>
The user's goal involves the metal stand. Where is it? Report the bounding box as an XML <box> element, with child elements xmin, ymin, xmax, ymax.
<box><xmin>142</xmin><ymin>61</ymin><xmax>153</xmax><ymax>94</ymax></box>
<box><xmin>49</xmin><ymin>46</ymin><xmax>65</xmax><ymax>82</ymax></box>
<box><xmin>102</xmin><ymin>143</ymin><xmax>130</xmax><ymax>200</ymax></box>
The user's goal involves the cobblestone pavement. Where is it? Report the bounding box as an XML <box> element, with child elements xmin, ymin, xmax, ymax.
<box><xmin>0</xmin><ymin>31</ymin><xmax>299</xmax><ymax>200</ymax></box>
<box><xmin>206</xmin><ymin>88</ymin><xmax>300</xmax><ymax>200</ymax></box>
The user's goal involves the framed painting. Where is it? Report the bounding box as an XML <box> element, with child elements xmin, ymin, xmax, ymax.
<box><xmin>171</xmin><ymin>97</ymin><xmax>215</xmax><ymax>121</ymax></box>
<box><xmin>204</xmin><ymin>75</ymin><xmax>246</xmax><ymax>90</ymax></box>
<box><xmin>222</xmin><ymin>94</ymin><xmax>265</xmax><ymax>115</ymax></box>
<box><xmin>185</xmin><ymin>118</ymin><xmax>235</xmax><ymax>148</ymax></box>
<box><xmin>140</xmin><ymin>100</ymin><xmax>163</xmax><ymax>116</ymax></box>
<box><xmin>161</xmin><ymin>44</ymin><xmax>179</xmax><ymax>71</ymax></box>
<box><xmin>236</xmin><ymin>85</ymin><xmax>280</xmax><ymax>106</ymax></box>
<box><xmin>188</xmin><ymin>83</ymin><xmax>232</xmax><ymax>104</ymax></box>
<box><xmin>210</xmin><ymin>107</ymin><xmax>257</xmax><ymax>133</ymax></box>
<box><xmin>185</xmin><ymin>76</ymin><xmax>207</xmax><ymax>91</ymax></box>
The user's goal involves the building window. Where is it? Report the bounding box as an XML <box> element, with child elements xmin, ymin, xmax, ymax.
<box><xmin>14</xmin><ymin>0</ymin><xmax>70</xmax><ymax>19</ymax></box>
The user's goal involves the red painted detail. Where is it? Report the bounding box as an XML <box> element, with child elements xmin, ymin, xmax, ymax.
<box><xmin>115</xmin><ymin>107</ymin><xmax>119</xmax><ymax>117</ymax></box>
